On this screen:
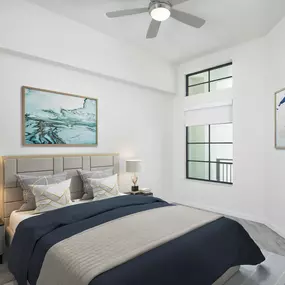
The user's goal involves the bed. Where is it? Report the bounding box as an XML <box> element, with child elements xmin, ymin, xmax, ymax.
<box><xmin>0</xmin><ymin>154</ymin><xmax>265</xmax><ymax>285</ymax></box>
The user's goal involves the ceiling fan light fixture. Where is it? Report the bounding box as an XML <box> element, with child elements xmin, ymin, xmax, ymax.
<box><xmin>149</xmin><ymin>2</ymin><xmax>171</xmax><ymax>22</ymax></box>
<box><xmin>106</xmin><ymin>1</ymin><xmax>206</xmax><ymax>39</ymax></box>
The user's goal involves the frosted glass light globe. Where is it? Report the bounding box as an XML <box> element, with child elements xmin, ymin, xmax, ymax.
<box><xmin>150</xmin><ymin>7</ymin><xmax>171</xmax><ymax>22</ymax></box>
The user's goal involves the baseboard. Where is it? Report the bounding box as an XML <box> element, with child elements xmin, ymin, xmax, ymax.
<box><xmin>174</xmin><ymin>200</ymin><xmax>264</xmax><ymax>223</ymax></box>
<box><xmin>173</xmin><ymin>200</ymin><xmax>285</xmax><ymax>239</ymax></box>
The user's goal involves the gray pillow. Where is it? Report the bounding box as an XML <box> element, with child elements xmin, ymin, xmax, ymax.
<box><xmin>77</xmin><ymin>168</ymin><xmax>114</xmax><ymax>200</ymax></box>
<box><xmin>88</xmin><ymin>174</ymin><xmax>120</xmax><ymax>201</ymax></box>
<box><xmin>16</xmin><ymin>172</ymin><xmax>68</xmax><ymax>211</ymax></box>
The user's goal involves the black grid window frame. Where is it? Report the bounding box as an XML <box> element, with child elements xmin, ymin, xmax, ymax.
<box><xmin>186</xmin><ymin>62</ymin><xmax>233</xmax><ymax>97</ymax></box>
<box><xmin>186</xmin><ymin>124</ymin><xmax>233</xmax><ymax>185</ymax></box>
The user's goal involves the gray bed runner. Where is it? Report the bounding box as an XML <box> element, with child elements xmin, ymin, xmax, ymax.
<box><xmin>37</xmin><ymin>205</ymin><xmax>221</xmax><ymax>285</ymax></box>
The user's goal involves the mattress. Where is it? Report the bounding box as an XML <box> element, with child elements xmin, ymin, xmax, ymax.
<box><xmin>9</xmin><ymin>210</ymin><xmax>36</xmax><ymax>233</ymax></box>
<box><xmin>9</xmin><ymin>200</ymin><xmax>93</xmax><ymax>233</ymax></box>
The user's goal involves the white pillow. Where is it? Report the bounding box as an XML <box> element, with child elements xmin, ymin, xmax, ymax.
<box><xmin>30</xmin><ymin>179</ymin><xmax>72</xmax><ymax>213</ymax></box>
<box><xmin>88</xmin><ymin>174</ymin><xmax>120</xmax><ymax>201</ymax></box>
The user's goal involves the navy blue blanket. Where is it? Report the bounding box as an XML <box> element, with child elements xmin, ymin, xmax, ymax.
<box><xmin>9</xmin><ymin>196</ymin><xmax>265</xmax><ymax>285</ymax></box>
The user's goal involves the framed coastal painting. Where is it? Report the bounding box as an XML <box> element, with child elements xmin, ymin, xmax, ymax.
<box><xmin>22</xmin><ymin>86</ymin><xmax>98</xmax><ymax>146</ymax></box>
<box><xmin>275</xmin><ymin>88</ymin><xmax>285</xmax><ymax>149</ymax></box>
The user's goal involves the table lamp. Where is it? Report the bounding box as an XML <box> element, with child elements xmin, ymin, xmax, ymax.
<box><xmin>126</xmin><ymin>160</ymin><xmax>141</xmax><ymax>192</ymax></box>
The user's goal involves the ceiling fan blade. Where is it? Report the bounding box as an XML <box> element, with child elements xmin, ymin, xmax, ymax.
<box><xmin>170</xmin><ymin>0</ymin><xmax>189</xmax><ymax>6</ymax></box>
<box><xmin>146</xmin><ymin>20</ymin><xmax>161</xmax><ymax>39</ymax></box>
<box><xmin>106</xmin><ymin>7</ymin><xmax>148</xmax><ymax>18</ymax></box>
<box><xmin>171</xmin><ymin>9</ymin><xmax>205</xmax><ymax>28</ymax></box>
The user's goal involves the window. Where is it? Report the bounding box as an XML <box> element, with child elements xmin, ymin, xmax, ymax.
<box><xmin>186</xmin><ymin>63</ymin><xmax>232</xmax><ymax>96</ymax></box>
<box><xmin>186</xmin><ymin>123</ymin><xmax>233</xmax><ymax>184</ymax></box>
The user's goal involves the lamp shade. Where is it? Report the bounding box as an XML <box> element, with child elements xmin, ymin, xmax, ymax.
<box><xmin>126</xmin><ymin>160</ymin><xmax>141</xmax><ymax>173</ymax></box>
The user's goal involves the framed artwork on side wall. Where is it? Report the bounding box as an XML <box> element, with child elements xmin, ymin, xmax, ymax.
<box><xmin>22</xmin><ymin>86</ymin><xmax>98</xmax><ymax>146</ymax></box>
<box><xmin>275</xmin><ymin>88</ymin><xmax>285</xmax><ymax>149</ymax></box>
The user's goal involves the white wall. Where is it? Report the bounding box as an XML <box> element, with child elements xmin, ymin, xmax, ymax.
<box><xmin>1</xmin><ymin>0</ymin><xmax>285</xmax><ymax>235</ymax></box>
<box><xmin>264</xmin><ymin>17</ymin><xmax>285</xmax><ymax>235</ymax></box>
<box><xmin>0</xmin><ymin>0</ymin><xmax>175</xmax><ymax>201</ymax></box>
<box><xmin>0</xmin><ymin>50</ymin><xmax>174</xmax><ymax>199</ymax></box>
<box><xmin>173</xmin><ymin>38</ymin><xmax>267</xmax><ymax>222</ymax></box>
<box><xmin>173</xmin><ymin>15</ymin><xmax>285</xmax><ymax>237</ymax></box>
<box><xmin>0</xmin><ymin>0</ymin><xmax>175</xmax><ymax>94</ymax></box>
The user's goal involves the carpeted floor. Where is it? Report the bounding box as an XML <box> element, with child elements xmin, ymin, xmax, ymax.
<box><xmin>0</xmin><ymin>264</ymin><xmax>14</xmax><ymax>285</ymax></box>
<box><xmin>224</xmin><ymin>250</ymin><xmax>285</xmax><ymax>285</ymax></box>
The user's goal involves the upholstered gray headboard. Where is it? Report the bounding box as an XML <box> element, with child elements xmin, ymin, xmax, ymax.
<box><xmin>0</xmin><ymin>153</ymin><xmax>119</xmax><ymax>226</ymax></box>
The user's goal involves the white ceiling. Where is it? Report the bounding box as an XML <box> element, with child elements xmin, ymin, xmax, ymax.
<box><xmin>27</xmin><ymin>0</ymin><xmax>285</xmax><ymax>63</ymax></box>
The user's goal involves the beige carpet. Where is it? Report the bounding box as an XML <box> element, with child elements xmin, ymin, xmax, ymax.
<box><xmin>0</xmin><ymin>264</ymin><xmax>15</xmax><ymax>285</ymax></box>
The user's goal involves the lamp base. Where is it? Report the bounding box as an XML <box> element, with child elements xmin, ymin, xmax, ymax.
<box><xmin>131</xmin><ymin>186</ymin><xmax>139</xmax><ymax>192</ymax></box>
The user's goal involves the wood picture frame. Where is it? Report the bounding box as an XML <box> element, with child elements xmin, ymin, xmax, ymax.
<box><xmin>22</xmin><ymin>86</ymin><xmax>98</xmax><ymax>147</ymax></box>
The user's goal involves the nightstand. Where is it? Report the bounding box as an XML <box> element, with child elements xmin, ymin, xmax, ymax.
<box><xmin>0</xmin><ymin>218</ymin><xmax>3</xmax><ymax>264</ymax></box>
<box><xmin>125</xmin><ymin>190</ymin><xmax>153</xmax><ymax>197</ymax></box>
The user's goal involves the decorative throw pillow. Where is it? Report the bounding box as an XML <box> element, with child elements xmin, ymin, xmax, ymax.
<box><xmin>16</xmin><ymin>172</ymin><xmax>68</xmax><ymax>211</ymax></box>
<box><xmin>88</xmin><ymin>174</ymin><xmax>120</xmax><ymax>201</ymax></box>
<box><xmin>30</xmin><ymin>179</ymin><xmax>72</xmax><ymax>213</ymax></box>
<box><xmin>77</xmin><ymin>168</ymin><xmax>114</xmax><ymax>200</ymax></box>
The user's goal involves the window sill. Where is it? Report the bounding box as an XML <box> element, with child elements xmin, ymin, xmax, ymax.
<box><xmin>186</xmin><ymin>177</ymin><xmax>233</xmax><ymax>186</ymax></box>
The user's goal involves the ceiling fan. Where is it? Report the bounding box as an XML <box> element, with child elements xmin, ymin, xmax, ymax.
<box><xmin>106</xmin><ymin>0</ymin><xmax>206</xmax><ymax>39</ymax></box>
